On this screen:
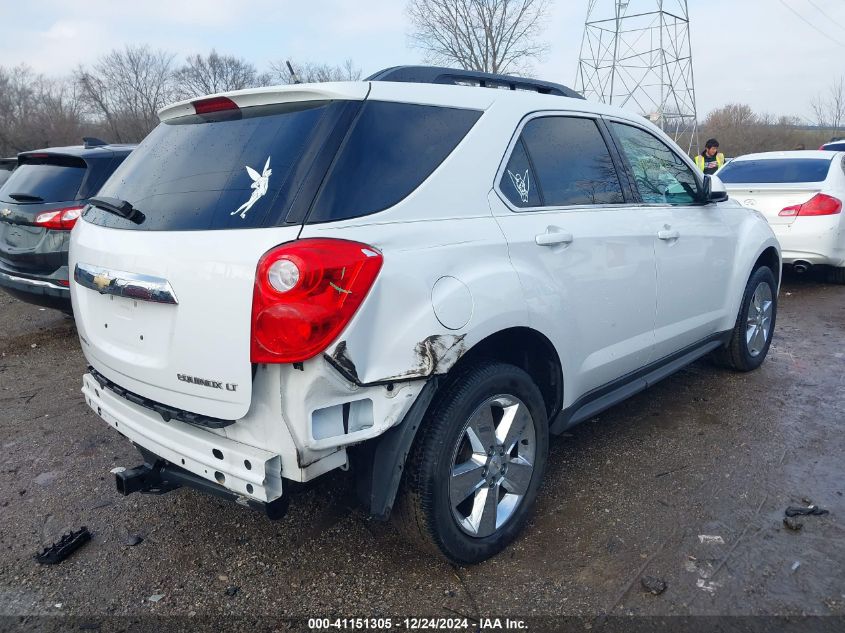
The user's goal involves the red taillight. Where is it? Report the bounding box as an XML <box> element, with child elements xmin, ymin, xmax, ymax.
<box><xmin>779</xmin><ymin>193</ymin><xmax>842</xmax><ymax>217</ymax></box>
<box><xmin>192</xmin><ymin>96</ymin><xmax>239</xmax><ymax>115</ymax></box>
<box><xmin>34</xmin><ymin>206</ymin><xmax>84</xmax><ymax>230</ymax></box>
<box><xmin>56</xmin><ymin>280</ymin><xmax>70</xmax><ymax>287</ymax></box>
<box><xmin>251</xmin><ymin>239</ymin><xmax>383</xmax><ymax>364</ymax></box>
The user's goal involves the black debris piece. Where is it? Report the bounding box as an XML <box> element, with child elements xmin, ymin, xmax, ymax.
<box><xmin>785</xmin><ymin>506</ymin><xmax>829</xmax><ymax>517</ymax></box>
<box><xmin>641</xmin><ymin>576</ymin><xmax>667</xmax><ymax>595</ymax></box>
<box><xmin>225</xmin><ymin>585</ymin><xmax>240</xmax><ymax>597</ymax></box>
<box><xmin>783</xmin><ymin>517</ymin><xmax>804</xmax><ymax>531</ymax></box>
<box><xmin>34</xmin><ymin>527</ymin><xmax>91</xmax><ymax>565</ymax></box>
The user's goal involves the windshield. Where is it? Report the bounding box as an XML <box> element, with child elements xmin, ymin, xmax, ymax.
<box><xmin>718</xmin><ymin>158</ymin><xmax>832</xmax><ymax>184</ymax></box>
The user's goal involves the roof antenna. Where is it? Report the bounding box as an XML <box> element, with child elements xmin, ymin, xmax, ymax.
<box><xmin>285</xmin><ymin>60</ymin><xmax>301</xmax><ymax>84</ymax></box>
<box><xmin>83</xmin><ymin>137</ymin><xmax>108</xmax><ymax>149</ymax></box>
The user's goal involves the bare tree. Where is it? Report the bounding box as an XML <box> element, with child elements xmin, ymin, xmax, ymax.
<box><xmin>75</xmin><ymin>45</ymin><xmax>177</xmax><ymax>143</ymax></box>
<box><xmin>173</xmin><ymin>50</ymin><xmax>272</xmax><ymax>99</ymax></box>
<box><xmin>269</xmin><ymin>59</ymin><xmax>362</xmax><ymax>84</ymax></box>
<box><xmin>406</xmin><ymin>0</ymin><xmax>550</xmax><ymax>74</ymax></box>
<box><xmin>811</xmin><ymin>77</ymin><xmax>845</xmax><ymax>138</ymax></box>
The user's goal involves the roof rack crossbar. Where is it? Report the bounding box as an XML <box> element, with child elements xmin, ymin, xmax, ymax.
<box><xmin>366</xmin><ymin>66</ymin><xmax>584</xmax><ymax>100</ymax></box>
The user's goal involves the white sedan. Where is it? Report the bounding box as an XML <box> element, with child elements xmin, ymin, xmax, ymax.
<box><xmin>718</xmin><ymin>151</ymin><xmax>845</xmax><ymax>283</ymax></box>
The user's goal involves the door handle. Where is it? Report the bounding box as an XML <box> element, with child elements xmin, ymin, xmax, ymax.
<box><xmin>535</xmin><ymin>230</ymin><xmax>574</xmax><ymax>246</ymax></box>
<box><xmin>657</xmin><ymin>229</ymin><xmax>680</xmax><ymax>241</ymax></box>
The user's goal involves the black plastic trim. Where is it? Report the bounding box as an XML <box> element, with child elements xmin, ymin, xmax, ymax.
<box><xmin>88</xmin><ymin>366</ymin><xmax>235</xmax><ymax>429</ymax></box>
<box><xmin>550</xmin><ymin>331</ymin><xmax>731</xmax><ymax>434</ymax></box>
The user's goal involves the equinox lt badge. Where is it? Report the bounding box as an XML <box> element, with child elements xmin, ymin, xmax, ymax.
<box><xmin>177</xmin><ymin>374</ymin><xmax>237</xmax><ymax>392</ymax></box>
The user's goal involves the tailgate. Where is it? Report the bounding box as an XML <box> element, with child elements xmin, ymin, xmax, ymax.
<box><xmin>70</xmin><ymin>220</ymin><xmax>301</xmax><ymax>420</ymax></box>
<box><xmin>726</xmin><ymin>185</ymin><xmax>821</xmax><ymax>225</ymax></box>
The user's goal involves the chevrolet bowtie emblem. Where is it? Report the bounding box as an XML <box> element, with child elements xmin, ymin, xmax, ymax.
<box><xmin>92</xmin><ymin>274</ymin><xmax>112</xmax><ymax>291</ymax></box>
<box><xmin>0</xmin><ymin>208</ymin><xmax>10</xmax><ymax>217</ymax></box>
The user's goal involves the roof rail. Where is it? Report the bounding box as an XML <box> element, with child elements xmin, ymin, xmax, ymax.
<box><xmin>367</xmin><ymin>65</ymin><xmax>584</xmax><ymax>100</ymax></box>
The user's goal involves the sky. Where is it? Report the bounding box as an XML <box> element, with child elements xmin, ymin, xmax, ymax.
<box><xmin>0</xmin><ymin>0</ymin><xmax>842</xmax><ymax>122</ymax></box>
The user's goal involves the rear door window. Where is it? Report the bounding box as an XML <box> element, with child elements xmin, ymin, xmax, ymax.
<box><xmin>609</xmin><ymin>122</ymin><xmax>700</xmax><ymax>205</ymax></box>
<box><xmin>716</xmin><ymin>158</ymin><xmax>832</xmax><ymax>184</ymax></box>
<box><xmin>0</xmin><ymin>156</ymin><xmax>86</xmax><ymax>203</ymax></box>
<box><xmin>500</xmin><ymin>116</ymin><xmax>624</xmax><ymax>208</ymax></box>
<box><xmin>306</xmin><ymin>102</ymin><xmax>482</xmax><ymax>223</ymax></box>
<box><xmin>85</xmin><ymin>101</ymin><xmax>343</xmax><ymax>231</ymax></box>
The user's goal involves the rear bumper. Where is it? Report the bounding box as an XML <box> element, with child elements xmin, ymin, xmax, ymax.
<box><xmin>81</xmin><ymin>371</ymin><xmax>284</xmax><ymax>504</ymax></box>
<box><xmin>772</xmin><ymin>218</ymin><xmax>845</xmax><ymax>267</ymax></box>
<box><xmin>0</xmin><ymin>267</ymin><xmax>71</xmax><ymax>310</ymax></box>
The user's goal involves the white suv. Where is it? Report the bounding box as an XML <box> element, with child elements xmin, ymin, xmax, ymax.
<box><xmin>69</xmin><ymin>66</ymin><xmax>780</xmax><ymax>563</ymax></box>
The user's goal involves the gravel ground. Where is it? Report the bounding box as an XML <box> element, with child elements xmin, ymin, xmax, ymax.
<box><xmin>0</xmin><ymin>271</ymin><xmax>843</xmax><ymax>629</ymax></box>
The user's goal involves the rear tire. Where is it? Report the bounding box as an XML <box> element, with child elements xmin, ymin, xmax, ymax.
<box><xmin>394</xmin><ymin>361</ymin><xmax>549</xmax><ymax>564</ymax></box>
<box><xmin>713</xmin><ymin>266</ymin><xmax>777</xmax><ymax>372</ymax></box>
<box><xmin>826</xmin><ymin>266</ymin><xmax>845</xmax><ymax>285</ymax></box>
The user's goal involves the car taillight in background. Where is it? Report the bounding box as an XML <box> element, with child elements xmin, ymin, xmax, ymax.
<box><xmin>251</xmin><ymin>238</ymin><xmax>383</xmax><ymax>364</ymax></box>
<box><xmin>192</xmin><ymin>96</ymin><xmax>239</xmax><ymax>115</ymax></box>
<box><xmin>34</xmin><ymin>206</ymin><xmax>84</xmax><ymax>230</ymax></box>
<box><xmin>779</xmin><ymin>194</ymin><xmax>842</xmax><ymax>217</ymax></box>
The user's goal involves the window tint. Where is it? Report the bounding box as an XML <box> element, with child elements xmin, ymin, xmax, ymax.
<box><xmin>716</xmin><ymin>158</ymin><xmax>832</xmax><ymax>184</ymax></box>
<box><xmin>500</xmin><ymin>139</ymin><xmax>541</xmax><ymax>207</ymax></box>
<box><xmin>0</xmin><ymin>157</ymin><xmax>86</xmax><ymax>203</ymax></box>
<box><xmin>308</xmin><ymin>102</ymin><xmax>481</xmax><ymax>223</ymax></box>
<box><xmin>85</xmin><ymin>101</ymin><xmax>337</xmax><ymax>231</ymax></box>
<box><xmin>610</xmin><ymin>123</ymin><xmax>700</xmax><ymax>205</ymax></box>
<box><xmin>511</xmin><ymin>116</ymin><xmax>624</xmax><ymax>207</ymax></box>
<box><xmin>822</xmin><ymin>142</ymin><xmax>845</xmax><ymax>151</ymax></box>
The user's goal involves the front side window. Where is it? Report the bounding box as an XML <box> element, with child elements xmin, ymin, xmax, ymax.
<box><xmin>610</xmin><ymin>123</ymin><xmax>700</xmax><ymax>205</ymax></box>
<box><xmin>501</xmin><ymin>116</ymin><xmax>624</xmax><ymax>209</ymax></box>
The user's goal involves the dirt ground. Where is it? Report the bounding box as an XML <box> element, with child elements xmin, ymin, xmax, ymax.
<box><xmin>0</xmin><ymin>271</ymin><xmax>843</xmax><ymax>630</ymax></box>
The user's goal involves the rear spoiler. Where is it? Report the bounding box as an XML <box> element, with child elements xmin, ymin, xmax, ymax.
<box><xmin>158</xmin><ymin>82</ymin><xmax>371</xmax><ymax>122</ymax></box>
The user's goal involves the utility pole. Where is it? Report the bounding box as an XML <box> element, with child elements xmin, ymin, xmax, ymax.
<box><xmin>576</xmin><ymin>0</ymin><xmax>699</xmax><ymax>154</ymax></box>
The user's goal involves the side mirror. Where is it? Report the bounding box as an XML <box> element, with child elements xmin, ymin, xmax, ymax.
<box><xmin>703</xmin><ymin>174</ymin><xmax>729</xmax><ymax>203</ymax></box>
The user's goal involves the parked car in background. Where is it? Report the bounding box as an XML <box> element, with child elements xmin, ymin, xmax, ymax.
<box><xmin>0</xmin><ymin>139</ymin><xmax>135</xmax><ymax>311</ymax></box>
<box><xmin>70</xmin><ymin>67</ymin><xmax>779</xmax><ymax>563</ymax></box>
<box><xmin>717</xmin><ymin>151</ymin><xmax>845</xmax><ymax>283</ymax></box>
<box><xmin>0</xmin><ymin>157</ymin><xmax>16</xmax><ymax>188</ymax></box>
<box><xmin>820</xmin><ymin>139</ymin><xmax>845</xmax><ymax>151</ymax></box>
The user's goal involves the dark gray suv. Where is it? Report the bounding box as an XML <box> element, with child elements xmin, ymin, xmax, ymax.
<box><xmin>0</xmin><ymin>139</ymin><xmax>134</xmax><ymax>311</ymax></box>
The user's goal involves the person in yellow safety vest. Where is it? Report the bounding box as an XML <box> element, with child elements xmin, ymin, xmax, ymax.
<box><xmin>695</xmin><ymin>138</ymin><xmax>725</xmax><ymax>175</ymax></box>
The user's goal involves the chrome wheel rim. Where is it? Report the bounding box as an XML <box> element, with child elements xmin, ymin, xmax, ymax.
<box><xmin>746</xmin><ymin>282</ymin><xmax>773</xmax><ymax>357</ymax></box>
<box><xmin>449</xmin><ymin>394</ymin><xmax>536</xmax><ymax>538</ymax></box>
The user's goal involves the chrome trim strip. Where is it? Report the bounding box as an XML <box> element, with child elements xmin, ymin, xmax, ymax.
<box><xmin>0</xmin><ymin>271</ymin><xmax>68</xmax><ymax>290</ymax></box>
<box><xmin>73</xmin><ymin>263</ymin><xmax>178</xmax><ymax>305</ymax></box>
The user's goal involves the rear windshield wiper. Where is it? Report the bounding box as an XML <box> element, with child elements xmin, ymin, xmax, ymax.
<box><xmin>8</xmin><ymin>193</ymin><xmax>44</xmax><ymax>202</ymax></box>
<box><xmin>88</xmin><ymin>196</ymin><xmax>145</xmax><ymax>224</ymax></box>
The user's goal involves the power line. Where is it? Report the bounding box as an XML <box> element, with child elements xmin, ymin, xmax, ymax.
<box><xmin>805</xmin><ymin>0</ymin><xmax>845</xmax><ymax>33</ymax></box>
<box><xmin>777</xmin><ymin>0</ymin><xmax>845</xmax><ymax>47</ymax></box>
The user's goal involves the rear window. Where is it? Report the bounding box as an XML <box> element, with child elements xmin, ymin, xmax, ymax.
<box><xmin>306</xmin><ymin>102</ymin><xmax>481</xmax><ymax>223</ymax></box>
<box><xmin>823</xmin><ymin>142</ymin><xmax>845</xmax><ymax>151</ymax></box>
<box><xmin>85</xmin><ymin>101</ymin><xmax>341</xmax><ymax>231</ymax></box>
<box><xmin>717</xmin><ymin>158</ymin><xmax>832</xmax><ymax>184</ymax></box>
<box><xmin>0</xmin><ymin>156</ymin><xmax>86</xmax><ymax>203</ymax></box>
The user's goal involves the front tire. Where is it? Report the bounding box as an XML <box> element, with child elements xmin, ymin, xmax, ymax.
<box><xmin>395</xmin><ymin>361</ymin><xmax>549</xmax><ymax>564</ymax></box>
<box><xmin>714</xmin><ymin>266</ymin><xmax>777</xmax><ymax>371</ymax></box>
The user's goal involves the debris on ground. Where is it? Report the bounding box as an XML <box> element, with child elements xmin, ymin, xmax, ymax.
<box><xmin>696</xmin><ymin>579</ymin><xmax>722</xmax><ymax>594</ymax></box>
<box><xmin>641</xmin><ymin>576</ymin><xmax>667</xmax><ymax>595</ymax></box>
<box><xmin>697</xmin><ymin>535</ymin><xmax>725</xmax><ymax>545</ymax></box>
<box><xmin>225</xmin><ymin>585</ymin><xmax>240</xmax><ymax>597</ymax></box>
<box><xmin>122</xmin><ymin>532</ymin><xmax>143</xmax><ymax>546</ymax></box>
<box><xmin>783</xmin><ymin>517</ymin><xmax>804</xmax><ymax>531</ymax></box>
<box><xmin>147</xmin><ymin>594</ymin><xmax>164</xmax><ymax>603</ymax></box>
<box><xmin>791</xmin><ymin>561</ymin><xmax>801</xmax><ymax>572</ymax></box>
<box><xmin>34</xmin><ymin>527</ymin><xmax>92</xmax><ymax>565</ymax></box>
<box><xmin>785</xmin><ymin>505</ymin><xmax>829</xmax><ymax>517</ymax></box>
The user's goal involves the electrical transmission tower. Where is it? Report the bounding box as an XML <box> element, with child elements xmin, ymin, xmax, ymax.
<box><xmin>576</xmin><ymin>0</ymin><xmax>699</xmax><ymax>154</ymax></box>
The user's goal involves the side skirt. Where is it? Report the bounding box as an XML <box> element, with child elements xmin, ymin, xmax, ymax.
<box><xmin>550</xmin><ymin>331</ymin><xmax>731</xmax><ymax>435</ymax></box>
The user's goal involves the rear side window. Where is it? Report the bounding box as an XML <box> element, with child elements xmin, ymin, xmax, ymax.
<box><xmin>307</xmin><ymin>102</ymin><xmax>482</xmax><ymax>223</ymax></box>
<box><xmin>0</xmin><ymin>156</ymin><xmax>86</xmax><ymax>203</ymax></box>
<box><xmin>501</xmin><ymin>116</ymin><xmax>624</xmax><ymax>208</ymax></box>
<box><xmin>717</xmin><ymin>158</ymin><xmax>833</xmax><ymax>184</ymax></box>
<box><xmin>85</xmin><ymin>102</ymin><xmax>339</xmax><ymax>231</ymax></box>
